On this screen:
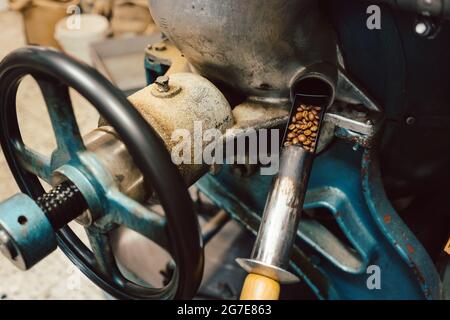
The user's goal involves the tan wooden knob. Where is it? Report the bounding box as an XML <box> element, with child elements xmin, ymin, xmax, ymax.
<box><xmin>240</xmin><ymin>273</ymin><xmax>280</xmax><ymax>300</ymax></box>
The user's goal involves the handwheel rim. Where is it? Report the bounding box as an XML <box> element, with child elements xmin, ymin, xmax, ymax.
<box><xmin>0</xmin><ymin>47</ymin><xmax>204</xmax><ymax>299</ymax></box>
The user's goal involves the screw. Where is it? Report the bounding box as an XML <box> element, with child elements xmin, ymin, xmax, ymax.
<box><xmin>0</xmin><ymin>229</ymin><xmax>17</xmax><ymax>260</ymax></box>
<box><xmin>415</xmin><ymin>19</ymin><xmax>435</xmax><ymax>37</ymax></box>
<box><xmin>406</xmin><ymin>116</ymin><xmax>416</xmax><ymax>125</ymax></box>
<box><xmin>415</xmin><ymin>22</ymin><xmax>428</xmax><ymax>35</ymax></box>
<box><xmin>155</xmin><ymin>75</ymin><xmax>170</xmax><ymax>92</ymax></box>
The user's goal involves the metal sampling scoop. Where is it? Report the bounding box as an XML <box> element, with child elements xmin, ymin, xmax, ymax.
<box><xmin>237</xmin><ymin>94</ymin><xmax>328</xmax><ymax>300</ymax></box>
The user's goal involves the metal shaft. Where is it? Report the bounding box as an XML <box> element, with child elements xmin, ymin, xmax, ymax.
<box><xmin>237</xmin><ymin>146</ymin><xmax>315</xmax><ymax>283</ymax></box>
<box><xmin>251</xmin><ymin>146</ymin><xmax>313</xmax><ymax>269</ymax></box>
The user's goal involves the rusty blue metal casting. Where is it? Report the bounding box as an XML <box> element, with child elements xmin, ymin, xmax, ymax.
<box><xmin>196</xmin><ymin>140</ymin><xmax>442</xmax><ymax>299</ymax></box>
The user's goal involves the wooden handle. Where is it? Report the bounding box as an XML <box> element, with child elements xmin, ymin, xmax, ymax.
<box><xmin>445</xmin><ymin>237</ymin><xmax>450</xmax><ymax>255</ymax></box>
<box><xmin>240</xmin><ymin>273</ymin><xmax>280</xmax><ymax>300</ymax></box>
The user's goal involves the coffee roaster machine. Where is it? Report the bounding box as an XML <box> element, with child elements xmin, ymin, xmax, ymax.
<box><xmin>0</xmin><ymin>0</ymin><xmax>449</xmax><ymax>299</ymax></box>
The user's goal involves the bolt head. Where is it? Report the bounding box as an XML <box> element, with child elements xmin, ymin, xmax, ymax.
<box><xmin>155</xmin><ymin>75</ymin><xmax>170</xmax><ymax>92</ymax></box>
<box><xmin>406</xmin><ymin>116</ymin><xmax>416</xmax><ymax>125</ymax></box>
<box><xmin>415</xmin><ymin>19</ymin><xmax>435</xmax><ymax>37</ymax></box>
<box><xmin>415</xmin><ymin>22</ymin><xmax>428</xmax><ymax>35</ymax></box>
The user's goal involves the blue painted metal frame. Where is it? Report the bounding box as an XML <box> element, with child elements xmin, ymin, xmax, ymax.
<box><xmin>196</xmin><ymin>140</ymin><xmax>442</xmax><ymax>299</ymax></box>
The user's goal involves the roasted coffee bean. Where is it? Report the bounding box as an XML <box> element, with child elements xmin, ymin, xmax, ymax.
<box><xmin>284</xmin><ymin>104</ymin><xmax>322</xmax><ymax>152</ymax></box>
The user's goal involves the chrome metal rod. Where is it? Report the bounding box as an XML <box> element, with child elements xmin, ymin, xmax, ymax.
<box><xmin>236</xmin><ymin>146</ymin><xmax>314</xmax><ymax>283</ymax></box>
<box><xmin>251</xmin><ymin>146</ymin><xmax>313</xmax><ymax>268</ymax></box>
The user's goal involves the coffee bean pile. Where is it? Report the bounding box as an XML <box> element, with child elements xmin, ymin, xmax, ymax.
<box><xmin>284</xmin><ymin>105</ymin><xmax>322</xmax><ymax>153</ymax></box>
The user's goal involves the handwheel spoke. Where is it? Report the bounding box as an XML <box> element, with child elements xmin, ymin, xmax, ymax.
<box><xmin>36</xmin><ymin>77</ymin><xmax>85</xmax><ymax>159</ymax></box>
<box><xmin>11</xmin><ymin>141</ymin><xmax>52</xmax><ymax>183</ymax></box>
<box><xmin>84</xmin><ymin>227</ymin><xmax>124</xmax><ymax>283</ymax></box>
<box><xmin>106</xmin><ymin>190</ymin><xmax>170</xmax><ymax>252</ymax></box>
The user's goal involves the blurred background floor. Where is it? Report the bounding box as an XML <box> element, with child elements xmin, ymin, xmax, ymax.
<box><xmin>0</xmin><ymin>10</ymin><xmax>103</xmax><ymax>300</ymax></box>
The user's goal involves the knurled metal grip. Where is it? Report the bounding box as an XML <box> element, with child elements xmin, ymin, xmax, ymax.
<box><xmin>36</xmin><ymin>181</ymin><xmax>88</xmax><ymax>230</ymax></box>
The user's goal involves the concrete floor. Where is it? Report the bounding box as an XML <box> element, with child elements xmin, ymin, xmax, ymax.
<box><xmin>0</xmin><ymin>11</ymin><xmax>103</xmax><ymax>300</ymax></box>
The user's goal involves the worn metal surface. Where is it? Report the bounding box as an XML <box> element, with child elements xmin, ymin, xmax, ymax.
<box><xmin>126</xmin><ymin>72</ymin><xmax>234</xmax><ymax>184</ymax></box>
<box><xmin>324</xmin><ymin>103</ymin><xmax>383</xmax><ymax>149</ymax></box>
<box><xmin>145</xmin><ymin>38</ymin><xmax>190</xmax><ymax>81</ymax></box>
<box><xmin>197</xmin><ymin>139</ymin><xmax>442</xmax><ymax>299</ymax></box>
<box><xmin>141</xmin><ymin>32</ymin><xmax>382</xmax><ymax>153</ymax></box>
<box><xmin>231</xmin><ymin>100</ymin><xmax>290</xmax><ymax>131</ymax></box>
<box><xmin>237</xmin><ymin>147</ymin><xmax>313</xmax><ymax>283</ymax></box>
<box><xmin>360</xmin><ymin>148</ymin><xmax>442</xmax><ymax>299</ymax></box>
<box><xmin>84</xmin><ymin>127</ymin><xmax>147</xmax><ymax>204</ymax></box>
<box><xmin>0</xmin><ymin>194</ymin><xmax>57</xmax><ymax>270</ymax></box>
<box><xmin>148</xmin><ymin>0</ymin><xmax>337</xmax><ymax>102</ymax></box>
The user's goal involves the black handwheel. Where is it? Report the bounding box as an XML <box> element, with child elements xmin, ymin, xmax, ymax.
<box><xmin>0</xmin><ymin>47</ymin><xmax>204</xmax><ymax>299</ymax></box>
